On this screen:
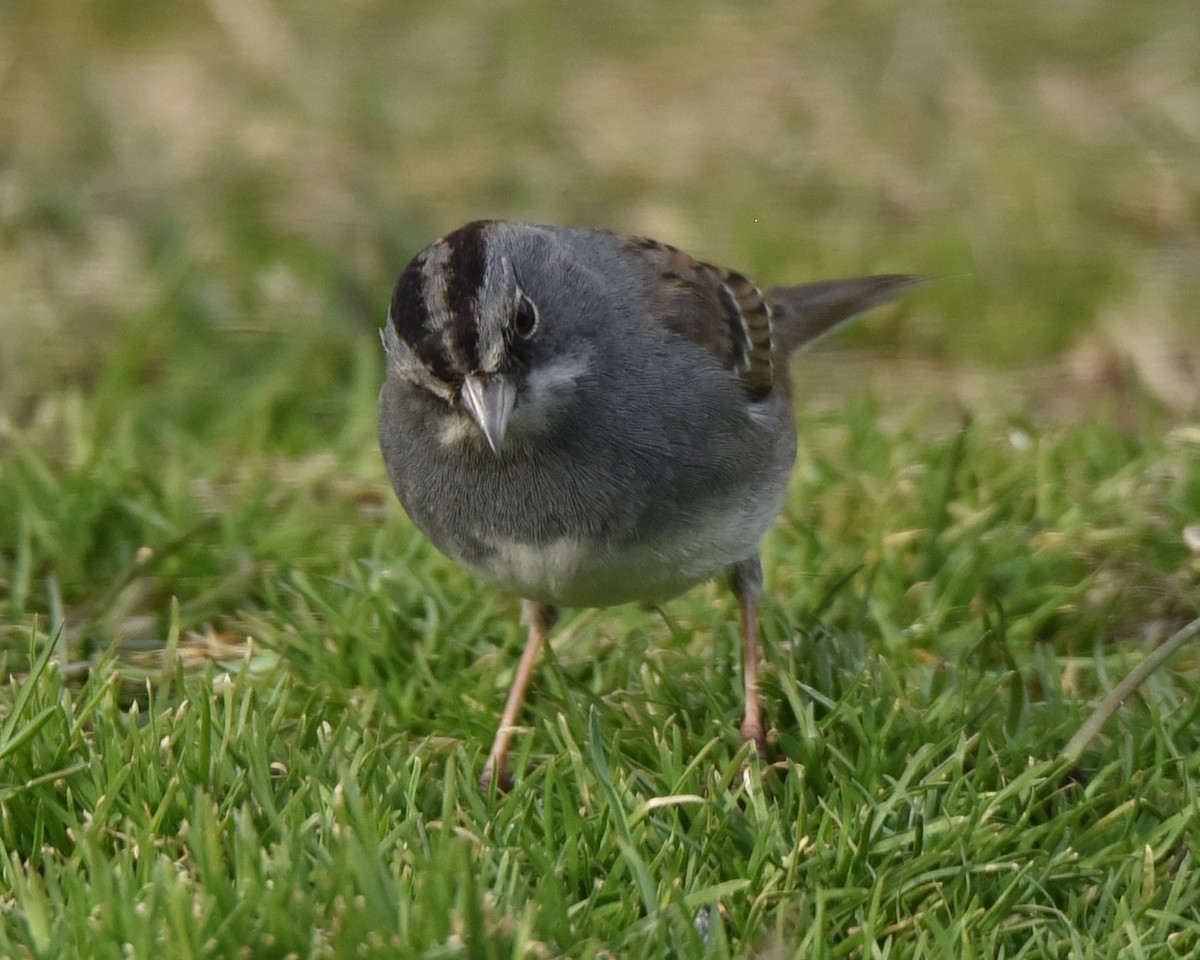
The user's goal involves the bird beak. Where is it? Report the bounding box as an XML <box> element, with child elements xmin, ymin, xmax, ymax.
<box><xmin>459</xmin><ymin>373</ymin><xmax>516</xmax><ymax>455</ymax></box>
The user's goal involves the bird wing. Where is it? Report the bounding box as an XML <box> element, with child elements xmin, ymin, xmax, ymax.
<box><xmin>620</xmin><ymin>234</ymin><xmax>776</xmax><ymax>402</ymax></box>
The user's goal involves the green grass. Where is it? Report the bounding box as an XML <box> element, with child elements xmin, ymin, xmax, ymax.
<box><xmin>2</xmin><ymin>1</ymin><xmax>1200</xmax><ymax>957</ymax></box>
<box><xmin>3</xmin><ymin>386</ymin><xmax>1199</xmax><ymax>957</ymax></box>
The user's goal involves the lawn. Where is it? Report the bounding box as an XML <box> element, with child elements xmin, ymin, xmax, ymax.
<box><xmin>2</xmin><ymin>2</ymin><xmax>1199</xmax><ymax>957</ymax></box>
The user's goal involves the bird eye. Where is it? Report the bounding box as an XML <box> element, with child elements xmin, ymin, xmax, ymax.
<box><xmin>512</xmin><ymin>291</ymin><xmax>538</xmax><ymax>339</ymax></box>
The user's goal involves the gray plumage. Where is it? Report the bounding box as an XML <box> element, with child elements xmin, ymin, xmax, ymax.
<box><xmin>378</xmin><ymin>219</ymin><xmax>917</xmax><ymax>788</ymax></box>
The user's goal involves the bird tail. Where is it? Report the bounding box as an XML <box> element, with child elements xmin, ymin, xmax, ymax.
<box><xmin>769</xmin><ymin>275</ymin><xmax>922</xmax><ymax>355</ymax></box>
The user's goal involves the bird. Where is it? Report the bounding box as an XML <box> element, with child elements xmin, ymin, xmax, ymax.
<box><xmin>378</xmin><ymin>219</ymin><xmax>918</xmax><ymax>790</ymax></box>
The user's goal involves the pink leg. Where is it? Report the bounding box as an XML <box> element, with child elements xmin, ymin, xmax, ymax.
<box><xmin>731</xmin><ymin>559</ymin><xmax>767</xmax><ymax>756</ymax></box>
<box><xmin>480</xmin><ymin>600</ymin><xmax>557</xmax><ymax>791</ymax></box>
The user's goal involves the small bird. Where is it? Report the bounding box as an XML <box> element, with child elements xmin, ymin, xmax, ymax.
<box><xmin>379</xmin><ymin>220</ymin><xmax>917</xmax><ymax>790</ymax></box>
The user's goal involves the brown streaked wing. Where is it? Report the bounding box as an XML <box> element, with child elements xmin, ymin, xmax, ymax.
<box><xmin>621</xmin><ymin>235</ymin><xmax>775</xmax><ymax>402</ymax></box>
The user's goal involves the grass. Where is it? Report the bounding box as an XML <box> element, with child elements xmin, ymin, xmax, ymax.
<box><xmin>2</xmin><ymin>1</ymin><xmax>1200</xmax><ymax>957</ymax></box>
<box><xmin>3</xmin><ymin>387</ymin><xmax>1199</xmax><ymax>957</ymax></box>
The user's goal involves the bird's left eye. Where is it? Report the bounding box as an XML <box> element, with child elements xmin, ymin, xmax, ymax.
<box><xmin>512</xmin><ymin>291</ymin><xmax>538</xmax><ymax>339</ymax></box>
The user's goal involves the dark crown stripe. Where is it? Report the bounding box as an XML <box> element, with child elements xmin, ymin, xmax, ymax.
<box><xmin>390</xmin><ymin>252</ymin><xmax>431</xmax><ymax>344</ymax></box>
<box><xmin>389</xmin><ymin>250</ymin><xmax>459</xmax><ymax>384</ymax></box>
<box><xmin>441</xmin><ymin>220</ymin><xmax>493</xmax><ymax>373</ymax></box>
<box><xmin>388</xmin><ymin>221</ymin><xmax>499</xmax><ymax>385</ymax></box>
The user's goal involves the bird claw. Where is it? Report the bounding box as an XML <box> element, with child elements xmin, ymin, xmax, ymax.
<box><xmin>741</xmin><ymin>710</ymin><xmax>769</xmax><ymax>759</ymax></box>
<box><xmin>478</xmin><ymin>760</ymin><xmax>515</xmax><ymax>794</ymax></box>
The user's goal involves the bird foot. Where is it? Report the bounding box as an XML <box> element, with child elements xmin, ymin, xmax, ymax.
<box><xmin>478</xmin><ymin>759</ymin><xmax>515</xmax><ymax>794</ymax></box>
<box><xmin>740</xmin><ymin>718</ymin><xmax>769</xmax><ymax>759</ymax></box>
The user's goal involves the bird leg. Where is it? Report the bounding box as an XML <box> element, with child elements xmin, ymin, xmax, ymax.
<box><xmin>730</xmin><ymin>557</ymin><xmax>767</xmax><ymax>757</ymax></box>
<box><xmin>480</xmin><ymin>599</ymin><xmax>558</xmax><ymax>792</ymax></box>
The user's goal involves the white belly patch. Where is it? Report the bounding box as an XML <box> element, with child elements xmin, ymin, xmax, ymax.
<box><xmin>470</xmin><ymin>494</ymin><xmax>782</xmax><ymax>607</ymax></box>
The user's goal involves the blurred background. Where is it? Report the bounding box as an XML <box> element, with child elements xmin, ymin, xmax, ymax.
<box><xmin>2</xmin><ymin>6</ymin><xmax>1199</xmax><ymax>950</ymax></box>
<box><xmin>3</xmin><ymin>0</ymin><xmax>1198</xmax><ymax>440</ymax></box>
